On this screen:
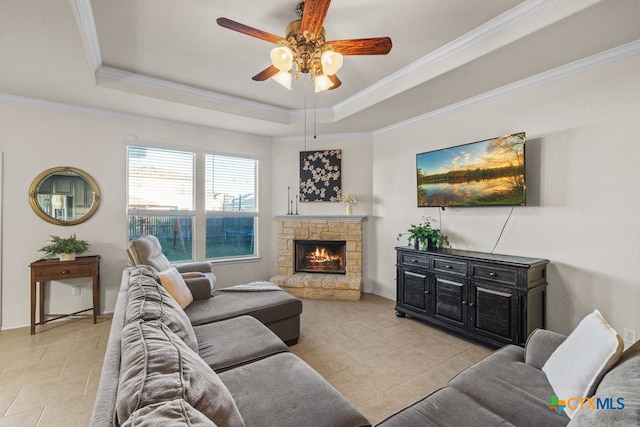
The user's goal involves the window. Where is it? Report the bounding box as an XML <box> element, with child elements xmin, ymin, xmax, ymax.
<box><xmin>127</xmin><ymin>146</ymin><xmax>258</xmax><ymax>262</ymax></box>
<box><xmin>205</xmin><ymin>154</ymin><xmax>257</xmax><ymax>259</ymax></box>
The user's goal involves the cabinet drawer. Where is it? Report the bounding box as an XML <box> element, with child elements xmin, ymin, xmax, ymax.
<box><xmin>401</xmin><ymin>252</ymin><xmax>430</xmax><ymax>269</ymax></box>
<box><xmin>433</xmin><ymin>258</ymin><xmax>467</xmax><ymax>276</ymax></box>
<box><xmin>471</xmin><ymin>264</ymin><xmax>517</xmax><ymax>286</ymax></box>
<box><xmin>34</xmin><ymin>263</ymin><xmax>94</xmax><ymax>280</ymax></box>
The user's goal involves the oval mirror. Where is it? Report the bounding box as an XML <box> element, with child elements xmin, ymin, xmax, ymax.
<box><xmin>29</xmin><ymin>167</ymin><xmax>101</xmax><ymax>226</ymax></box>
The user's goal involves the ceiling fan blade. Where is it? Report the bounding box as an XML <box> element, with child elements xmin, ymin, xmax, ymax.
<box><xmin>252</xmin><ymin>65</ymin><xmax>279</xmax><ymax>81</ymax></box>
<box><xmin>300</xmin><ymin>0</ymin><xmax>331</xmax><ymax>41</ymax></box>
<box><xmin>217</xmin><ymin>17</ymin><xmax>284</xmax><ymax>44</ymax></box>
<box><xmin>328</xmin><ymin>37</ymin><xmax>392</xmax><ymax>55</ymax></box>
<box><xmin>328</xmin><ymin>74</ymin><xmax>341</xmax><ymax>90</ymax></box>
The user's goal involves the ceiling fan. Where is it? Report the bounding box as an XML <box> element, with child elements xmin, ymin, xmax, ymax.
<box><xmin>217</xmin><ymin>0</ymin><xmax>392</xmax><ymax>92</ymax></box>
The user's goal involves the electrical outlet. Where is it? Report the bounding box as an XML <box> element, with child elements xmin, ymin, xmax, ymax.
<box><xmin>72</xmin><ymin>286</ymin><xmax>81</xmax><ymax>296</ymax></box>
<box><xmin>623</xmin><ymin>328</ymin><xmax>637</xmax><ymax>343</ymax></box>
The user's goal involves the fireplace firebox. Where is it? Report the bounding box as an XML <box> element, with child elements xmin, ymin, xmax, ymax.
<box><xmin>295</xmin><ymin>240</ymin><xmax>346</xmax><ymax>274</ymax></box>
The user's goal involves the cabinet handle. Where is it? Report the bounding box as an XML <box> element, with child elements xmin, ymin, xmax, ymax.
<box><xmin>61</xmin><ymin>270</ymin><xmax>71</xmax><ymax>274</ymax></box>
<box><xmin>462</xmin><ymin>300</ymin><xmax>467</xmax><ymax>305</ymax></box>
<box><xmin>446</xmin><ymin>265</ymin><xmax>452</xmax><ymax>269</ymax></box>
<box><xmin>469</xmin><ymin>302</ymin><xmax>475</xmax><ymax>307</ymax></box>
<box><xmin>412</xmin><ymin>259</ymin><xmax>418</xmax><ymax>263</ymax></box>
<box><xmin>489</xmin><ymin>272</ymin><xmax>497</xmax><ymax>277</ymax></box>
<box><xmin>424</xmin><ymin>290</ymin><xmax>430</xmax><ymax>295</ymax></box>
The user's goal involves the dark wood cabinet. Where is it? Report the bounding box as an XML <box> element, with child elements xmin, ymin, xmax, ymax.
<box><xmin>396</xmin><ymin>247</ymin><xmax>548</xmax><ymax>347</ymax></box>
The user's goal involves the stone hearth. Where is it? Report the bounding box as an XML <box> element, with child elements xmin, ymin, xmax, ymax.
<box><xmin>270</xmin><ymin>215</ymin><xmax>365</xmax><ymax>301</ymax></box>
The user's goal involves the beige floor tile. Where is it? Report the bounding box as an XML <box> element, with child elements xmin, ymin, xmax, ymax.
<box><xmin>0</xmin><ymin>387</ymin><xmax>21</xmax><ymax>418</ymax></box>
<box><xmin>0</xmin><ymin>407</ymin><xmax>43</xmax><ymax>427</ymax></box>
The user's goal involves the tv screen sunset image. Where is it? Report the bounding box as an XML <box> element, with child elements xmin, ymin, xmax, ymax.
<box><xmin>416</xmin><ymin>132</ymin><xmax>525</xmax><ymax>207</ymax></box>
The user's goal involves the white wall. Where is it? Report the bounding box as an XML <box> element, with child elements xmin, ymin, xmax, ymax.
<box><xmin>371</xmin><ymin>54</ymin><xmax>640</xmax><ymax>336</ymax></box>
<box><xmin>0</xmin><ymin>103</ymin><xmax>273</xmax><ymax>329</ymax></box>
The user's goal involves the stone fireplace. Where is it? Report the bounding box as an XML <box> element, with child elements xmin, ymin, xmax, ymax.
<box><xmin>270</xmin><ymin>216</ymin><xmax>365</xmax><ymax>301</ymax></box>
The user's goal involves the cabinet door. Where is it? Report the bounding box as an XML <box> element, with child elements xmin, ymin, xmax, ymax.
<box><xmin>469</xmin><ymin>282</ymin><xmax>518</xmax><ymax>345</ymax></box>
<box><xmin>400</xmin><ymin>270</ymin><xmax>430</xmax><ymax>313</ymax></box>
<box><xmin>433</xmin><ymin>275</ymin><xmax>467</xmax><ymax>328</ymax></box>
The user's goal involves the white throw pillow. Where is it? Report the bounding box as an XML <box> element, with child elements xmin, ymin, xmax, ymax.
<box><xmin>542</xmin><ymin>309</ymin><xmax>624</xmax><ymax>418</ymax></box>
<box><xmin>158</xmin><ymin>267</ymin><xmax>194</xmax><ymax>309</ymax></box>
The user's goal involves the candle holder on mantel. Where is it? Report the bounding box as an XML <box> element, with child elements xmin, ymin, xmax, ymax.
<box><xmin>286</xmin><ymin>186</ymin><xmax>300</xmax><ymax>215</ymax></box>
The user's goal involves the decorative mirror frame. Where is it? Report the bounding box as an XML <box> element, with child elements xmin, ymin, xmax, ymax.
<box><xmin>29</xmin><ymin>166</ymin><xmax>101</xmax><ymax>226</ymax></box>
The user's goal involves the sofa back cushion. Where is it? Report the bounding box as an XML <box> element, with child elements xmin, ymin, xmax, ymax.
<box><xmin>126</xmin><ymin>266</ymin><xmax>198</xmax><ymax>353</ymax></box>
<box><xmin>116</xmin><ymin>320</ymin><xmax>245</xmax><ymax>427</ymax></box>
<box><xmin>121</xmin><ymin>399</ymin><xmax>215</xmax><ymax>427</ymax></box>
<box><xmin>568</xmin><ymin>340</ymin><xmax>640</xmax><ymax>425</ymax></box>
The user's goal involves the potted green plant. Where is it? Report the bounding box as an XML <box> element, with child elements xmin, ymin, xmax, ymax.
<box><xmin>397</xmin><ymin>217</ymin><xmax>450</xmax><ymax>250</ymax></box>
<box><xmin>39</xmin><ymin>234</ymin><xmax>90</xmax><ymax>261</ymax></box>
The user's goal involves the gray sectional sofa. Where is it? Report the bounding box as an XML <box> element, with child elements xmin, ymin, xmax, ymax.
<box><xmin>91</xmin><ymin>265</ymin><xmax>370</xmax><ymax>427</ymax></box>
<box><xmin>378</xmin><ymin>328</ymin><xmax>640</xmax><ymax>426</ymax></box>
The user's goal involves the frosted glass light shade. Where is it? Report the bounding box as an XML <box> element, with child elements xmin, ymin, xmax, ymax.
<box><xmin>272</xmin><ymin>71</ymin><xmax>292</xmax><ymax>89</ymax></box>
<box><xmin>321</xmin><ymin>50</ymin><xmax>343</xmax><ymax>75</ymax></box>
<box><xmin>314</xmin><ymin>74</ymin><xmax>333</xmax><ymax>92</ymax></box>
<box><xmin>270</xmin><ymin>46</ymin><xmax>293</xmax><ymax>72</ymax></box>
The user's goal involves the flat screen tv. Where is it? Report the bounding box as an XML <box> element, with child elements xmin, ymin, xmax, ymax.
<box><xmin>416</xmin><ymin>132</ymin><xmax>525</xmax><ymax>207</ymax></box>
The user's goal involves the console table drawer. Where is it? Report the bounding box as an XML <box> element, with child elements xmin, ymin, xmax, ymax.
<box><xmin>34</xmin><ymin>263</ymin><xmax>94</xmax><ymax>280</ymax></box>
<box><xmin>433</xmin><ymin>258</ymin><xmax>467</xmax><ymax>276</ymax></box>
<box><xmin>401</xmin><ymin>252</ymin><xmax>430</xmax><ymax>268</ymax></box>
<box><xmin>471</xmin><ymin>264</ymin><xmax>517</xmax><ymax>286</ymax></box>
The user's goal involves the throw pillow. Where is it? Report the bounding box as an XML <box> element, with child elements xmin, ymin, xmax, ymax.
<box><xmin>542</xmin><ymin>309</ymin><xmax>624</xmax><ymax>418</ymax></box>
<box><xmin>158</xmin><ymin>267</ymin><xmax>194</xmax><ymax>309</ymax></box>
<box><xmin>117</xmin><ymin>321</ymin><xmax>245</xmax><ymax>427</ymax></box>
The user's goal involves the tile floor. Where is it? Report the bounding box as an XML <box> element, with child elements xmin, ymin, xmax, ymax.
<box><xmin>0</xmin><ymin>293</ymin><xmax>493</xmax><ymax>426</ymax></box>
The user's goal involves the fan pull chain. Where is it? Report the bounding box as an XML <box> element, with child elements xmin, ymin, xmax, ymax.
<box><xmin>304</xmin><ymin>75</ymin><xmax>308</xmax><ymax>151</ymax></box>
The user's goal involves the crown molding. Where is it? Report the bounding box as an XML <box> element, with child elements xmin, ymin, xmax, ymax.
<box><xmin>69</xmin><ymin>0</ymin><xmax>101</xmax><ymax>82</ymax></box>
<box><xmin>0</xmin><ymin>92</ymin><xmax>272</xmax><ymax>142</ymax></box>
<box><xmin>375</xmin><ymin>39</ymin><xmax>640</xmax><ymax>136</ymax></box>
<box><xmin>333</xmin><ymin>0</ymin><xmax>602</xmax><ymax>121</ymax></box>
<box><xmin>96</xmin><ymin>66</ymin><xmax>293</xmax><ymax>125</ymax></box>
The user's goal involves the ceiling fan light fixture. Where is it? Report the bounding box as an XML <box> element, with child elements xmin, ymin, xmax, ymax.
<box><xmin>270</xmin><ymin>46</ymin><xmax>293</xmax><ymax>72</ymax></box>
<box><xmin>314</xmin><ymin>74</ymin><xmax>334</xmax><ymax>92</ymax></box>
<box><xmin>272</xmin><ymin>70</ymin><xmax>292</xmax><ymax>89</ymax></box>
<box><xmin>321</xmin><ymin>50</ymin><xmax>343</xmax><ymax>75</ymax></box>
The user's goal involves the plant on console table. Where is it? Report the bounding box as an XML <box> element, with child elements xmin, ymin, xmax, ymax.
<box><xmin>39</xmin><ymin>234</ymin><xmax>90</xmax><ymax>261</ymax></box>
<box><xmin>397</xmin><ymin>217</ymin><xmax>450</xmax><ymax>250</ymax></box>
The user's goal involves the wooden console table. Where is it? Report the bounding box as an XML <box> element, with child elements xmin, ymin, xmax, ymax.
<box><xmin>29</xmin><ymin>255</ymin><xmax>100</xmax><ymax>335</ymax></box>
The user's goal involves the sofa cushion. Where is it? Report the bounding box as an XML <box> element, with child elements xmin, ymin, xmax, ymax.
<box><xmin>116</xmin><ymin>320</ymin><xmax>244</xmax><ymax>427</ymax></box>
<box><xmin>185</xmin><ymin>290</ymin><xmax>302</xmax><ymax>327</ymax></box>
<box><xmin>376</xmin><ymin>386</ymin><xmax>513</xmax><ymax>427</ymax></box>
<box><xmin>126</xmin><ymin>266</ymin><xmax>198</xmax><ymax>352</ymax></box>
<box><xmin>121</xmin><ymin>399</ymin><xmax>215</xmax><ymax>427</ymax></box>
<box><xmin>568</xmin><ymin>340</ymin><xmax>640</xmax><ymax>425</ymax></box>
<box><xmin>542</xmin><ymin>309</ymin><xmax>624</xmax><ymax>418</ymax></box>
<box><xmin>195</xmin><ymin>315</ymin><xmax>289</xmax><ymax>372</ymax></box>
<box><xmin>449</xmin><ymin>344</ymin><xmax>569</xmax><ymax>426</ymax></box>
<box><xmin>158</xmin><ymin>267</ymin><xmax>194</xmax><ymax>309</ymax></box>
<box><xmin>219</xmin><ymin>353</ymin><xmax>369</xmax><ymax>427</ymax></box>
